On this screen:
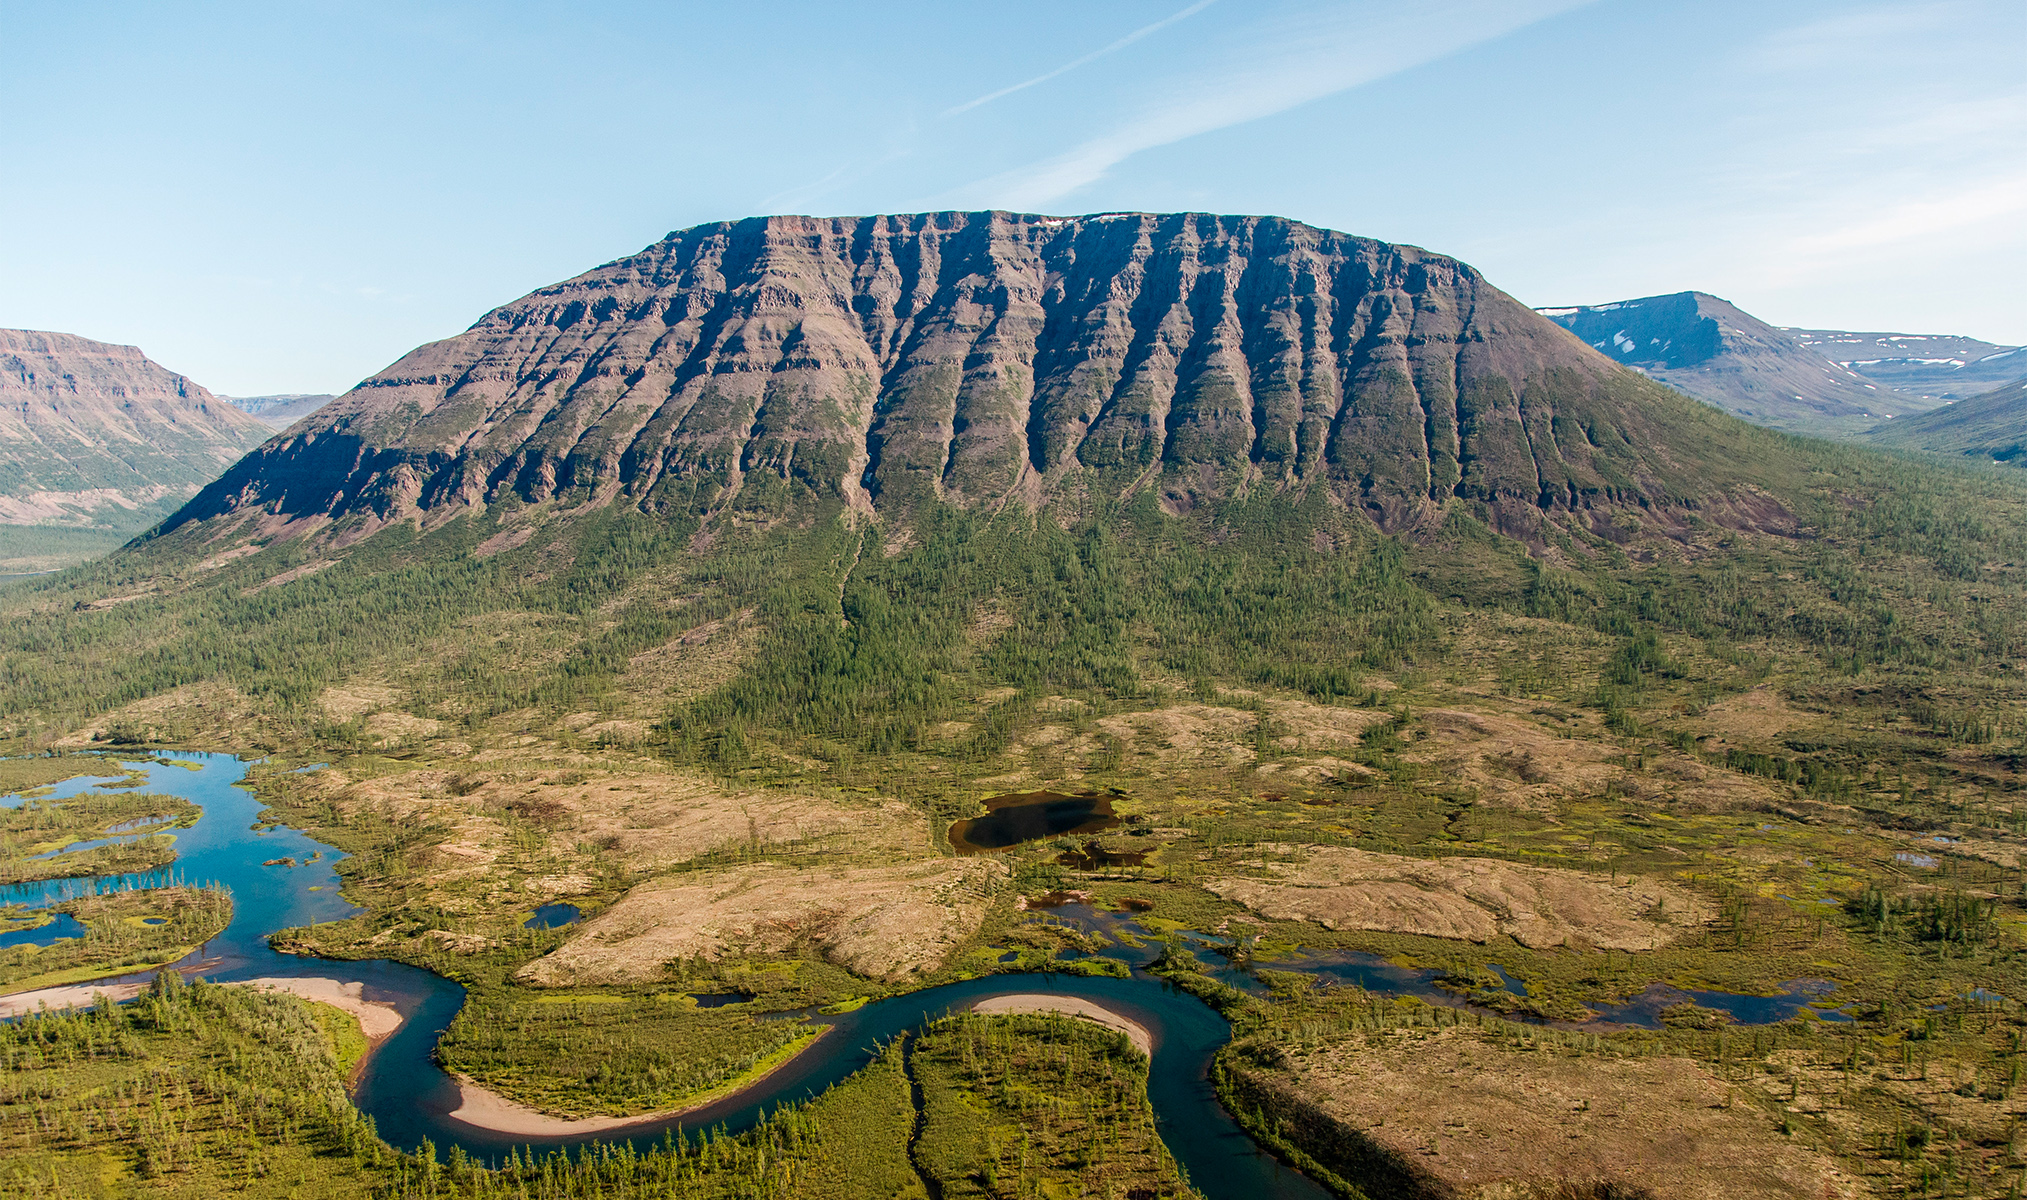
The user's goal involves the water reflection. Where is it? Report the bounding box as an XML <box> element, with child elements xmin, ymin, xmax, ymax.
<box><xmin>947</xmin><ymin>791</ymin><xmax>1119</xmax><ymax>853</ymax></box>
<box><xmin>523</xmin><ymin>903</ymin><xmax>580</xmax><ymax>929</ymax></box>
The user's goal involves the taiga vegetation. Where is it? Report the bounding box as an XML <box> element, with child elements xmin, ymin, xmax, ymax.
<box><xmin>8</xmin><ymin>213</ymin><xmax>2027</xmax><ymax>1198</ymax></box>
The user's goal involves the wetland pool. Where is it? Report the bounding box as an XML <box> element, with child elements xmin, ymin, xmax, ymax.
<box><xmin>3</xmin><ymin>755</ymin><xmax>1879</xmax><ymax>1193</ymax></box>
<box><xmin>1</xmin><ymin>757</ymin><xmax>1331</xmax><ymax>1200</ymax></box>
<box><xmin>947</xmin><ymin>789</ymin><xmax>1120</xmax><ymax>852</ymax></box>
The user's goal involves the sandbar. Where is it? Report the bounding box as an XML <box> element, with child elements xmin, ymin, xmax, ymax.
<box><xmin>0</xmin><ymin>975</ymin><xmax>402</xmax><ymax>1042</ymax></box>
<box><xmin>0</xmin><ymin>980</ymin><xmax>146</xmax><ymax>1016</ymax></box>
<box><xmin>236</xmin><ymin>976</ymin><xmax>404</xmax><ymax>1040</ymax></box>
<box><xmin>971</xmin><ymin>993</ymin><xmax>1153</xmax><ymax>1057</ymax></box>
<box><xmin>446</xmin><ymin>1025</ymin><xmax>830</xmax><ymax>1137</ymax></box>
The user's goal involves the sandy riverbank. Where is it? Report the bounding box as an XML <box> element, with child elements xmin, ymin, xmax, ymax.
<box><xmin>236</xmin><ymin>977</ymin><xmax>403</xmax><ymax>1039</ymax></box>
<box><xmin>0</xmin><ymin>980</ymin><xmax>146</xmax><ymax>1016</ymax></box>
<box><xmin>0</xmin><ymin>975</ymin><xmax>402</xmax><ymax>1041</ymax></box>
<box><xmin>446</xmin><ymin>1026</ymin><xmax>831</xmax><ymax>1137</ymax></box>
<box><xmin>971</xmin><ymin>994</ymin><xmax>1154</xmax><ymax>1057</ymax></box>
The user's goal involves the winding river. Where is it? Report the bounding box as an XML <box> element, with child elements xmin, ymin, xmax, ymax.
<box><xmin>3</xmin><ymin>755</ymin><xmax>1333</xmax><ymax>1199</ymax></box>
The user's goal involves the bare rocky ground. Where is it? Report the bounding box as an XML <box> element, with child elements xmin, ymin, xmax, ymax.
<box><xmin>1205</xmin><ymin>845</ymin><xmax>1712</xmax><ymax>950</ymax></box>
<box><xmin>1245</xmin><ymin>1025</ymin><xmax>1864</xmax><ymax>1200</ymax></box>
<box><xmin>518</xmin><ymin>857</ymin><xmax>1010</xmax><ymax>985</ymax></box>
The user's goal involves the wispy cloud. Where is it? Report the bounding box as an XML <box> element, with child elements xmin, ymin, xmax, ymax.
<box><xmin>1783</xmin><ymin>170</ymin><xmax>2027</xmax><ymax>260</ymax></box>
<box><xmin>945</xmin><ymin>0</ymin><xmax>1594</xmax><ymax>211</ymax></box>
<box><xmin>1741</xmin><ymin>2</ymin><xmax>1959</xmax><ymax>71</ymax></box>
<box><xmin>943</xmin><ymin>0</ymin><xmax>1219</xmax><ymax>117</ymax></box>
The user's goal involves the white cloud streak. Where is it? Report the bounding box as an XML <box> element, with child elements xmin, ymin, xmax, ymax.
<box><xmin>947</xmin><ymin>0</ymin><xmax>1594</xmax><ymax>211</ymax></box>
<box><xmin>1782</xmin><ymin>171</ymin><xmax>2027</xmax><ymax>259</ymax></box>
<box><xmin>944</xmin><ymin>0</ymin><xmax>1221</xmax><ymax>117</ymax></box>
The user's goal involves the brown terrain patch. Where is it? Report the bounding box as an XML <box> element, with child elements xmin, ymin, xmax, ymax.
<box><xmin>1096</xmin><ymin>704</ymin><xmax>1263</xmax><ymax>768</ymax></box>
<box><xmin>517</xmin><ymin>858</ymin><xmax>1009</xmax><ymax>985</ymax></box>
<box><xmin>52</xmin><ymin>680</ymin><xmax>258</xmax><ymax>748</ymax></box>
<box><xmin>1260</xmin><ymin>698</ymin><xmax>1391</xmax><ymax>753</ymax></box>
<box><xmin>244</xmin><ymin>559</ymin><xmax>335</xmax><ymax>594</ymax></box>
<box><xmin>1698</xmin><ymin>685</ymin><xmax>1825</xmax><ymax>742</ymax></box>
<box><xmin>1398</xmin><ymin>708</ymin><xmax>1621</xmax><ymax>810</ymax></box>
<box><xmin>318</xmin><ymin>682</ymin><xmax>404</xmax><ymax>721</ymax></box>
<box><xmin>1401</xmin><ymin>707</ymin><xmax>1781</xmax><ymax>812</ymax></box>
<box><xmin>301</xmin><ymin>765</ymin><xmax>930</xmax><ymax>873</ymax></box>
<box><xmin>363</xmin><ymin>711</ymin><xmax>442</xmax><ymax>746</ymax></box>
<box><xmin>617</xmin><ymin>609</ymin><xmax>759</xmax><ymax>709</ymax></box>
<box><xmin>1205</xmin><ymin>845</ymin><xmax>1711</xmax><ymax>950</ymax></box>
<box><xmin>1239</xmin><ymin>1025</ymin><xmax>1860</xmax><ymax>1199</ymax></box>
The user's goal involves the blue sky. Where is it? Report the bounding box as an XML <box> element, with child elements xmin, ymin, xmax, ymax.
<box><xmin>3</xmin><ymin>0</ymin><xmax>2022</xmax><ymax>395</ymax></box>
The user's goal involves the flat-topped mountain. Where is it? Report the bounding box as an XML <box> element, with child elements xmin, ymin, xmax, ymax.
<box><xmin>1784</xmin><ymin>328</ymin><xmax>2024</xmax><ymax>401</ymax></box>
<box><xmin>1536</xmin><ymin>292</ymin><xmax>1936</xmax><ymax>432</ymax></box>
<box><xmin>223</xmin><ymin>393</ymin><xmax>336</xmax><ymax>430</ymax></box>
<box><xmin>169</xmin><ymin>212</ymin><xmax>1786</xmax><ymax>549</ymax></box>
<box><xmin>0</xmin><ymin>328</ymin><xmax>270</xmax><ymax>544</ymax></box>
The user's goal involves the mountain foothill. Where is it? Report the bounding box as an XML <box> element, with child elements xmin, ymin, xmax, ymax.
<box><xmin>12</xmin><ymin>213</ymin><xmax>2027</xmax><ymax>1200</ymax></box>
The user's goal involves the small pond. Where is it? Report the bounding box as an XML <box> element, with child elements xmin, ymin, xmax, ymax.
<box><xmin>947</xmin><ymin>790</ymin><xmax>1119</xmax><ymax>853</ymax></box>
<box><xmin>0</xmin><ymin>912</ymin><xmax>87</xmax><ymax>948</ymax></box>
<box><xmin>523</xmin><ymin>903</ymin><xmax>581</xmax><ymax>930</ymax></box>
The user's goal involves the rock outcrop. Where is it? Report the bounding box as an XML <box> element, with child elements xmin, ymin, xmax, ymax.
<box><xmin>0</xmin><ymin>329</ymin><xmax>271</xmax><ymax>531</ymax></box>
<box><xmin>168</xmin><ymin>213</ymin><xmax>1787</xmax><ymax>546</ymax></box>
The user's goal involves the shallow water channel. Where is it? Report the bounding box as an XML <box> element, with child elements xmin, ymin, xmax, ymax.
<box><xmin>2</xmin><ymin>756</ymin><xmax>1330</xmax><ymax>1199</ymax></box>
<box><xmin>4</xmin><ymin>756</ymin><xmax>1861</xmax><ymax>1195</ymax></box>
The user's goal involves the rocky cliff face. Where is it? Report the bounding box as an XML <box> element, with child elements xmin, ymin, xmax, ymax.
<box><xmin>172</xmin><ymin>213</ymin><xmax>1783</xmax><ymax>545</ymax></box>
<box><xmin>0</xmin><ymin>329</ymin><xmax>272</xmax><ymax>530</ymax></box>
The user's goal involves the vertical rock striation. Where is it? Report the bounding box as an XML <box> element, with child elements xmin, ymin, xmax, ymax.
<box><xmin>171</xmin><ymin>213</ymin><xmax>1779</xmax><ymax>544</ymax></box>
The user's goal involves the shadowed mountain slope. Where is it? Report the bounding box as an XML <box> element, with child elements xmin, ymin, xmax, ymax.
<box><xmin>169</xmin><ymin>213</ymin><xmax>1797</xmax><ymax>550</ymax></box>
<box><xmin>0</xmin><ymin>328</ymin><xmax>271</xmax><ymax>535</ymax></box>
<box><xmin>1868</xmin><ymin>375</ymin><xmax>2027</xmax><ymax>464</ymax></box>
<box><xmin>1536</xmin><ymin>292</ymin><xmax>1934</xmax><ymax>433</ymax></box>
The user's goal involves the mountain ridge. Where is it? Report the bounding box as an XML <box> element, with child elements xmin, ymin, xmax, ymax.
<box><xmin>0</xmin><ymin>328</ymin><xmax>271</xmax><ymax>536</ymax></box>
<box><xmin>223</xmin><ymin>393</ymin><xmax>336</xmax><ymax>430</ymax></box>
<box><xmin>1868</xmin><ymin>374</ymin><xmax>2027</xmax><ymax>463</ymax></box>
<box><xmin>1536</xmin><ymin>291</ymin><xmax>1933</xmax><ymax>431</ymax></box>
<box><xmin>163</xmin><ymin>212</ymin><xmax>1793</xmax><ymax>554</ymax></box>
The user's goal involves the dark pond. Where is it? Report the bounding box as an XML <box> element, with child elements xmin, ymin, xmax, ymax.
<box><xmin>0</xmin><ymin>912</ymin><xmax>86</xmax><ymax>947</ymax></box>
<box><xmin>524</xmin><ymin>903</ymin><xmax>581</xmax><ymax>929</ymax></box>
<box><xmin>3</xmin><ymin>756</ymin><xmax>1887</xmax><ymax>1197</ymax></box>
<box><xmin>690</xmin><ymin>992</ymin><xmax>748</xmax><ymax>1008</ymax></box>
<box><xmin>0</xmin><ymin>757</ymin><xmax>1332</xmax><ymax>1198</ymax></box>
<box><xmin>947</xmin><ymin>790</ymin><xmax>1119</xmax><ymax>853</ymax></box>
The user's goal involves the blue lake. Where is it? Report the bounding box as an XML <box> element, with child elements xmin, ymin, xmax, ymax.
<box><xmin>0</xmin><ymin>911</ymin><xmax>86</xmax><ymax>948</ymax></box>
<box><xmin>523</xmin><ymin>903</ymin><xmax>580</xmax><ymax>929</ymax></box>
